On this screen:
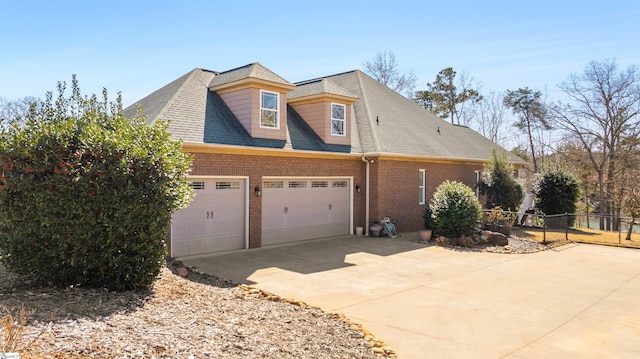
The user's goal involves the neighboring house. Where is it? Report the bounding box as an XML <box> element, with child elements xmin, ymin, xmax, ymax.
<box><xmin>124</xmin><ymin>63</ymin><xmax>524</xmax><ymax>258</ymax></box>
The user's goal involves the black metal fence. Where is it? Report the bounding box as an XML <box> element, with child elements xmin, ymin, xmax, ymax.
<box><xmin>481</xmin><ymin>209</ymin><xmax>639</xmax><ymax>245</ymax></box>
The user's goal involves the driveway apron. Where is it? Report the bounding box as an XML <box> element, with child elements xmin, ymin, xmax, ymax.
<box><xmin>182</xmin><ymin>234</ymin><xmax>640</xmax><ymax>359</ymax></box>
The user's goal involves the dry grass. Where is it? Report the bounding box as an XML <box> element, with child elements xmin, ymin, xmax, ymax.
<box><xmin>511</xmin><ymin>226</ymin><xmax>640</xmax><ymax>249</ymax></box>
<box><xmin>1</xmin><ymin>305</ymin><xmax>39</xmax><ymax>353</ymax></box>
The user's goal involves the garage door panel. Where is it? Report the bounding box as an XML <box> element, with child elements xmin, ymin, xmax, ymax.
<box><xmin>262</xmin><ymin>178</ymin><xmax>350</xmax><ymax>246</ymax></box>
<box><xmin>171</xmin><ymin>179</ymin><xmax>246</xmax><ymax>257</ymax></box>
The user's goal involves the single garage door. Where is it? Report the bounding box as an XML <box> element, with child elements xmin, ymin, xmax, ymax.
<box><xmin>262</xmin><ymin>178</ymin><xmax>351</xmax><ymax>246</ymax></box>
<box><xmin>171</xmin><ymin>179</ymin><xmax>246</xmax><ymax>257</ymax></box>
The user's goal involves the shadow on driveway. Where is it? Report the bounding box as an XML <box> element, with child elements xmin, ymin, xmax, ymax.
<box><xmin>180</xmin><ymin>233</ymin><xmax>426</xmax><ymax>285</ymax></box>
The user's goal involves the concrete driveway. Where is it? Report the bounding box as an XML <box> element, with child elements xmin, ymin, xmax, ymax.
<box><xmin>182</xmin><ymin>234</ymin><xmax>640</xmax><ymax>359</ymax></box>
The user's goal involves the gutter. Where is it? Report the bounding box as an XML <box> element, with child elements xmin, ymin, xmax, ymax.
<box><xmin>182</xmin><ymin>142</ymin><xmax>522</xmax><ymax>166</ymax></box>
<box><xmin>361</xmin><ymin>156</ymin><xmax>370</xmax><ymax>236</ymax></box>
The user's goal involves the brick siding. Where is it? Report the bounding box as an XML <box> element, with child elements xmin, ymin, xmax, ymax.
<box><xmin>180</xmin><ymin>151</ymin><xmax>483</xmax><ymax>249</ymax></box>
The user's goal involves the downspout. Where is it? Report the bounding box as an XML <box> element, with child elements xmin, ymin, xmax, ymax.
<box><xmin>361</xmin><ymin>156</ymin><xmax>370</xmax><ymax>236</ymax></box>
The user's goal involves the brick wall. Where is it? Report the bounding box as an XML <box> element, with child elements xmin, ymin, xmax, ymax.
<box><xmin>183</xmin><ymin>151</ymin><xmax>483</xmax><ymax>249</ymax></box>
<box><xmin>373</xmin><ymin>159</ymin><xmax>483</xmax><ymax>232</ymax></box>
<box><xmin>191</xmin><ymin>152</ymin><xmax>366</xmax><ymax>248</ymax></box>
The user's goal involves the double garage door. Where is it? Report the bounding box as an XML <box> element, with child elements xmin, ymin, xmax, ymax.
<box><xmin>261</xmin><ymin>178</ymin><xmax>351</xmax><ymax>246</ymax></box>
<box><xmin>171</xmin><ymin>177</ymin><xmax>351</xmax><ymax>257</ymax></box>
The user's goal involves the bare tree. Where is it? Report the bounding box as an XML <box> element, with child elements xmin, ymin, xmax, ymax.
<box><xmin>456</xmin><ymin>71</ymin><xmax>483</xmax><ymax>126</ymax></box>
<box><xmin>475</xmin><ymin>91</ymin><xmax>511</xmax><ymax>146</ymax></box>
<box><xmin>550</xmin><ymin>59</ymin><xmax>640</xmax><ymax>230</ymax></box>
<box><xmin>0</xmin><ymin>96</ymin><xmax>42</xmax><ymax>127</ymax></box>
<box><xmin>363</xmin><ymin>51</ymin><xmax>417</xmax><ymax>98</ymax></box>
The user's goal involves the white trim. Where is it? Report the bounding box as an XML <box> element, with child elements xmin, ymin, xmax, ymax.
<box><xmin>349</xmin><ymin>175</ymin><xmax>354</xmax><ymax>234</ymax></box>
<box><xmin>183</xmin><ymin>142</ymin><xmax>508</xmax><ymax>164</ymax></box>
<box><xmin>259</xmin><ymin>90</ymin><xmax>280</xmax><ymax>129</ymax></box>
<box><xmin>475</xmin><ymin>170</ymin><xmax>481</xmax><ymax>199</ymax></box>
<box><xmin>330</xmin><ymin>102</ymin><xmax>346</xmax><ymax>136</ymax></box>
<box><xmin>262</xmin><ymin>175</ymin><xmax>351</xmax><ymax>180</ymax></box>
<box><xmin>244</xmin><ymin>178</ymin><xmax>249</xmax><ymax>250</ymax></box>
<box><xmin>419</xmin><ymin>169</ymin><xmax>426</xmax><ymax>205</ymax></box>
<box><xmin>187</xmin><ymin>175</ymin><xmax>248</xmax><ymax>180</ymax></box>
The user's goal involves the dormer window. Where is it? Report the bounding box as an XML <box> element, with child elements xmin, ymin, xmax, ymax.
<box><xmin>331</xmin><ymin>103</ymin><xmax>346</xmax><ymax>136</ymax></box>
<box><xmin>260</xmin><ymin>90</ymin><xmax>279</xmax><ymax>128</ymax></box>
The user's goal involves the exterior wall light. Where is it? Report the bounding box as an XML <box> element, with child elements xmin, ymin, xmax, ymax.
<box><xmin>355</xmin><ymin>185</ymin><xmax>361</xmax><ymax>193</ymax></box>
<box><xmin>255</xmin><ymin>185</ymin><xmax>261</xmax><ymax>197</ymax></box>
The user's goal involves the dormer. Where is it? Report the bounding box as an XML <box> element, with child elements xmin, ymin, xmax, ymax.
<box><xmin>288</xmin><ymin>79</ymin><xmax>359</xmax><ymax>146</ymax></box>
<box><xmin>209</xmin><ymin>63</ymin><xmax>296</xmax><ymax>141</ymax></box>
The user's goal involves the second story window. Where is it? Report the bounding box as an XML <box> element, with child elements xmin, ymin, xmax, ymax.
<box><xmin>261</xmin><ymin>90</ymin><xmax>279</xmax><ymax>128</ymax></box>
<box><xmin>331</xmin><ymin>103</ymin><xmax>346</xmax><ymax>136</ymax></box>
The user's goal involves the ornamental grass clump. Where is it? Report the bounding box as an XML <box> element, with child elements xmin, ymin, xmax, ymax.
<box><xmin>0</xmin><ymin>77</ymin><xmax>193</xmax><ymax>290</ymax></box>
<box><xmin>430</xmin><ymin>180</ymin><xmax>482</xmax><ymax>238</ymax></box>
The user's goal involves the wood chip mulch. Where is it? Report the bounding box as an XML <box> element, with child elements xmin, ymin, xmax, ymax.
<box><xmin>0</xmin><ymin>262</ymin><xmax>394</xmax><ymax>358</ymax></box>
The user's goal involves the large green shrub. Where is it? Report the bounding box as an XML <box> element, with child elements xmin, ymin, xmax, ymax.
<box><xmin>478</xmin><ymin>148</ymin><xmax>523</xmax><ymax>210</ymax></box>
<box><xmin>532</xmin><ymin>164</ymin><xmax>580</xmax><ymax>227</ymax></box>
<box><xmin>0</xmin><ymin>77</ymin><xmax>193</xmax><ymax>290</ymax></box>
<box><xmin>430</xmin><ymin>181</ymin><xmax>481</xmax><ymax>237</ymax></box>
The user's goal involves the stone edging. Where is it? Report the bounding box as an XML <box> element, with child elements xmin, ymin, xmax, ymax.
<box><xmin>238</xmin><ymin>284</ymin><xmax>397</xmax><ymax>358</ymax></box>
<box><xmin>174</xmin><ymin>261</ymin><xmax>396</xmax><ymax>358</ymax></box>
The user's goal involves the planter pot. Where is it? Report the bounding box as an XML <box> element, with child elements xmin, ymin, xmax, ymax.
<box><xmin>371</xmin><ymin>230</ymin><xmax>380</xmax><ymax>237</ymax></box>
<box><xmin>419</xmin><ymin>229</ymin><xmax>433</xmax><ymax>242</ymax></box>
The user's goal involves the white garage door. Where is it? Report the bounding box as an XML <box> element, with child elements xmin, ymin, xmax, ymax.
<box><xmin>171</xmin><ymin>179</ymin><xmax>246</xmax><ymax>257</ymax></box>
<box><xmin>262</xmin><ymin>178</ymin><xmax>351</xmax><ymax>246</ymax></box>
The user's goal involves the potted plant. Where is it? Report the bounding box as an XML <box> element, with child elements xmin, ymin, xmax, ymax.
<box><xmin>370</xmin><ymin>222</ymin><xmax>382</xmax><ymax>237</ymax></box>
<box><xmin>420</xmin><ymin>205</ymin><xmax>434</xmax><ymax>242</ymax></box>
<box><xmin>486</xmin><ymin>206</ymin><xmax>516</xmax><ymax>237</ymax></box>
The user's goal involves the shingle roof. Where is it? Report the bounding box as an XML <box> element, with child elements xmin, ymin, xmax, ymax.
<box><xmin>289</xmin><ymin>78</ymin><xmax>357</xmax><ymax>100</ymax></box>
<box><xmin>325</xmin><ymin>70</ymin><xmax>524</xmax><ymax>163</ymax></box>
<box><xmin>124</xmin><ymin>65</ymin><xmax>523</xmax><ymax>163</ymax></box>
<box><xmin>208</xmin><ymin>62</ymin><xmax>293</xmax><ymax>88</ymax></box>
<box><xmin>123</xmin><ymin>68</ymin><xmax>351</xmax><ymax>153</ymax></box>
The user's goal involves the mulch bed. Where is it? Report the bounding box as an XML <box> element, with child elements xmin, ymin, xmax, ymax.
<box><xmin>1</xmin><ymin>262</ymin><xmax>393</xmax><ymax>358</ymax></box>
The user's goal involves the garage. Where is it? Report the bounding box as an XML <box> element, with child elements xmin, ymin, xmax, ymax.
<box><xmin>171</xmin><ymin>178</ymin><xmax>247</xmax><ymax>257</ymax></box>
<box><xmin>261</xmin><ymin>178</ymin><xmax>352</xmax><ymax>246</ymax></box>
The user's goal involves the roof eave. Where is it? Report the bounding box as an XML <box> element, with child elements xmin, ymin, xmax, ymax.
<box><xmin>288</xmin><ymin>93</ymin><xmax>359</xmax><ymax>105</ymax></box>
<box><xmin>209</xmin><ymin>77</ymin><xmax>296</xmax><ymax>94</ymax></box>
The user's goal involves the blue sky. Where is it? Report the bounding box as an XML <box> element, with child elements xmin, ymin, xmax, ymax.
<box><xmin>1</xmin><ymin>0</ymin><xmax>638</xmax><ymax>107</ymax></box>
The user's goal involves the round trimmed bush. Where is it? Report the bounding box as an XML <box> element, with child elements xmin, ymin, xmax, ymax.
<box><xmin>0</xmin><ymin>79</ymin><xmax>193</xmax><ymax>290</ymax></box>
<box><xmin>430</xmin><ymin>181</ymin><xmax>482</xmax><ymax>237</ymax></box>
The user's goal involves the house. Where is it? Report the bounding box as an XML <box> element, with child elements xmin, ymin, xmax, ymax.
<box><xmin>124</xmin><ymin>63</ymin><xmax>524</xmax><ymax>258</ymax></box>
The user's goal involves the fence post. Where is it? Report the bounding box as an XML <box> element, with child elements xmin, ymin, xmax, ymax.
<box><xmin>543</xmin><ymin>214</ymin><xmax>547</xmax><ymax>245</ymax></box>
<box><xmin>565</xmin><ymin>212</ymin><xmax>569</xmax><ymax>241</ymax></box>
<box><xmin>618</xmin><ymin>216</ymin><xmax>622</xmax><ymax>245</ymax></box>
